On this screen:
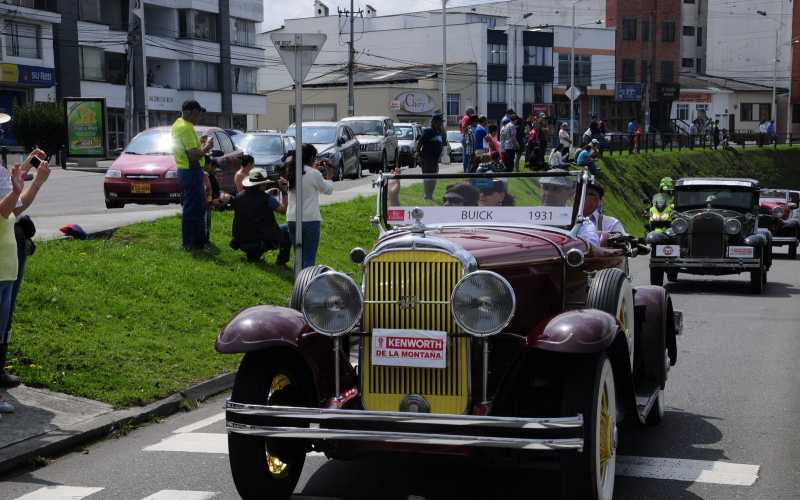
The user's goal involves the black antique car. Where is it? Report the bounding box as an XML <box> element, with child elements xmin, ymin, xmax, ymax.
<box><xmin>216</xmin><ymin>170</ymin><xmax>682</xmax><ymax>500</ymax></box>
<box><xmin>647</xmin><ymin>178</ymin><xmax>772</xmax><ymax>293</ymax></box>
<box><xmin>758</xmin><ymin>188</ymin><xmax>799</xmax><ymax>259</ymax></box>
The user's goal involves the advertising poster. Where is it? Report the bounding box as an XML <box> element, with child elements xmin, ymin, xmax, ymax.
<box><xmin>64</xmin><ymin>98</ymin><xmax>107</xmax><ymax>157</ymax></box>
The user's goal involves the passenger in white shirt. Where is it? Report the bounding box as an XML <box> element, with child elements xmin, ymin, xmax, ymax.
<box><xmin>284</xmin><ymin>144</ymin><xmax>335</xmax><ymax>269</ymax></box>
<box><xmin>583</xmin><ymin>182</ymin><xmax>626</xmax><ymax>238</ymax></box>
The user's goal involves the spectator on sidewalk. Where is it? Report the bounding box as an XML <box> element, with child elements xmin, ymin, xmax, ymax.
<box><xmin>418</xmin><ymin>113</ymin><xmax>447</xmax><ymax>200</ymax></box>
<box><xmin>459</xmin><ymin>107</ymin><xmax>475</xmax><ymax>134</ymax></box>
<box><xmin>627</xmin><ymin>119</ymin><xmax>637</xmax><ymax>153</ymax></box>
<box><xmin>514</xmin><ymin>116</ymin><xmax>526</xmax><ymax>170</ymax></box>
<box><xmin>462</xmin><ymin>114</ymin><xmax>478</xmax><ymax>173</ymax></box>
<box><xmin>499</xmin><ymin>116</ymin><xmax>519</xmax><ymax>172</ymax></box>
<box><xmin>766</xmin><ymin>120</ymin><xmax>776</xmax><ymax>145</ymax></box>
<box><xmin>285</xmin><ymin>144</ymin><xmax>334</xmax><ymax>269</ymax></box>
<box><xmin>758</xmin><ymin>119</ymin><xmax>768</xmax><ymax>146</ymax></box>
<box><xmin>0</xmin><ymin>151</ymin><xmax>49</xmax><ymax>399</ymax></box>
<box><xmin>473</xmin><ymin>116</ymin><xmax>488</xmax><ymax>156</ymax></box>
<box><xmin>234</xmin><ymin>154</ymin><xmax>255</xmax><ymax>193</ymax></box>
<box><xmin>485</xmin><ymin>123</ymin><xmax>502</xmax><ymax>160</ymax></box>
<box><xmin>688</xmin><ymin>121</ymin><xmax>698</xmax><ymax>149</ymax></box>
<box><xmin>712</xmin><ymin>120</ymin><xmax>721</xmax><ymax>149</ymax></box>
<box><xmin>500</xmin><ymin>108</ymin><xmax>515</xmax><ymax>127</ymax></box>
<box><xmin>548</xmin><ymin>144</ymin><xmax>565</xmax><ymax>168</ymax></box>
<box><xmin>230</xmin><ymin>168</ymin><xmax>290</xmax><ymax>263</ymax></box>
<box><xmin>559</xmin><ymin>122</ymin><xmax>572</xmax><ymax>153</ymax></box>
<box><xmin>203</xmin><ymin>159</ymin><xmax>232</xmax><ymax>244</ymax></box>
<box><xmin>172</xmin><ymin>100</ymin><xmax>213</xmax><ymax>250</ymax></box>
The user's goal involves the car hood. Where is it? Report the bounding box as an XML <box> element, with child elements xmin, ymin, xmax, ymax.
<box><xmin>111</xmin><ymin>154</ymin><xmax>175</xmax><ymax>174</ymax></box>
<box><xmin>398</xmin><ymin>139</ymin><xmax>416</xmax><ymax>147</ymax></box>
<box><xmin>449</xmin><ymin>142</ymin><xmax>463</xmax><ymax>150</ymax></box>
<box><xmin>356</xmin><ymin>136</ymin><xmax>384</xmax><ymax>144</ymax></box>
<box><xmin>376</xmin><ymin>226</ymin><xmax>586</xmax><ymax>268</ymax></box>
<box><xmin>312</xmin><ymin>143</ymin><xmax>337</xmax><ymax>156</ymax></box>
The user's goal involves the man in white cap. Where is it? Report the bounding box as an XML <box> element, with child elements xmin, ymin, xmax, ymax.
<box><xmin>230</xmin><ymin>168</ymin><xmax>290</xmax><ymax>263</ymax></box>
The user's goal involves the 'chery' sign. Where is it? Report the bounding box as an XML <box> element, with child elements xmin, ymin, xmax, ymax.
<box><xmin>371</xmin><ymin>329</ymin><xmax>447</xmax><ymax>369</ymax></box>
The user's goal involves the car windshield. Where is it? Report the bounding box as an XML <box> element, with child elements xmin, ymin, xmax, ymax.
<box><xmin>675</xmin><ymin>189</ymin><xmax>754</xmax><ymax>211</ymax></box>
<box><xmin>346</xmin><ymin>120</ymin><xmax>384</xmax><ymax>136</ymax></box>
<box><xmin>447</xmin><ymin>131</ymin><xmax>463</xmax><ymax>142</ymax></box>
<box><xmin>237</xmin><ymin>134</ymin><xmax>283</xmax><ymax>155</ymax></box>
<box><xmin>383</xmin><ymin>171</ymin><xmax>581</xmax><ymax>228</ymax></box>
<box><xmin>760</xmin><ymin>189</ymin><xmax>787</xmax><ymax>200</ymax></box>
<box><xmin>790</xmin><ymin>192</ymin><xmax>800</xmax><ymax>204</ymax></box>
<box><xmin>286</xmin><ymin>126</ymin><xmax>337</xmax><ymax>144</ymax></box>
<box><xmin>395</xmin><ymin>126</ymin><xmax>415</xmax><ymax>140</ymax></box>
<box><xmin>231</xmin><ymin>134</ymin><xmax>245</xmax><ymax>148</ymax></box>
<box><xmin>124</xmin><ymin>130</ymin><xmax>174</xmax><ymax>155</ymax></box>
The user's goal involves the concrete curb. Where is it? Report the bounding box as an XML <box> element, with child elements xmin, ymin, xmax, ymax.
<box><xmin>0</xmin><ymin>372</ymin><xmax>235</xmax><ymax>476</ymax></box>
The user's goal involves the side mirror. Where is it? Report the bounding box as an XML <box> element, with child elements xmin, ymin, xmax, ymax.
<box><xmin>789</xmin><ymin>203</ymin><xmax>798</xmax><ymax>210</ymax></box>
<box><xmin>337</xmin><ymin>137</ymin><xmax>346</xmax><ymax>146</ymax></box>
<box><xmin>211</xmin><ymin>150</ymin><xmax>224</xmax><ymax>158</ymax></box>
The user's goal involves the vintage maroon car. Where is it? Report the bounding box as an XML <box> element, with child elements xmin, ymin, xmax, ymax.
<box><xmin>216</xmin><ymin>170</ymin><xmax>682</xmax><ymax>500</ymax></box>
<box><xmin>103</xmin><ymin>126</ymin><xmax>241</xmax><ymax>209</ymax></box>
<box><xmin>758</xmin><ymin>188</ymin><xmax>799</xmax><ymax>259</ymax></box>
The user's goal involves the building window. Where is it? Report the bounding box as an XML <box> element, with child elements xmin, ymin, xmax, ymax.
<box><xmin>622</xmin><ymin>59</ymin><xmax>636</xmax><ymax>82</ymax></box>
<box><xmin>695</xmin><ymin>104</ymin><xmax>709</xmax><ymax>121</ymax></box>
<box><xmin>622</xmin><ymin>18</ymin><xmax>637</xmax><ymax>41</ymax></box>
<box><xmin>290</xmin><ymin>103</ymin><xmax>336</xmax><ymax>123</ymax></box>
<box><xmin>230</xmin><ymin>18</ymin><xmax>256</xmax><ymax>47</ymax></box>
<box><xmin>79</xmin><ymin>0</ymin><xmax>101</xmax><ymax>23</ymax></box>
<box><xmin>697</xmin><ymin>27</ymin><xmax>703</xmax><ymax>47</ymax></box>
<box><xmin>178</xmin><ymin>10</ymin><xmax>218</xmax><ymax>42</ymax></box>
<box><xmin>524</xmin><ymin>83</ymin><xmax>544</xmax><ymax>103</ymax></box>
<box><xmin>696</xmin><ymin>58</ymin><xmax>703</xmax><ymax>73</ymax></box>
<box><xmin>105</xmin><ymin>52</ymin><xmax>126</xmax><ymax>84</ymax></box>
<box><xmin>524</xmin><ymin>45</ymin><xmax>551</xmax><ymax>66</ymax></box>
<box><xmin>107</xmin><ymin>108</ymin><xmax>126</xmax><ymax>151</ymax></box>
<box><xmin>5</xmin><ymin>21</ymin><xmax>40</xmax><ymax>58</ymax></box>
<box><xmin>676</xmin><ymin>104</ymin><xmax>689</xmax><ymax>121</ymax></box>
<box><xmin>641</xmin><ymin>60</ymin><xmax>651</xmax><ymax>84</ymax></box>
<box><xmin>740</xmin><ymin>103</ymin><xmax>754</xmax><ymax>122</ymax></box>
<box><xmin>759</xmin><ymin>103</ymin><xmax>772</xmax><ymax>121</ymax></box>
<box><xmin>488</xmin><ymin>43</ymin><xmax>507</xmax><ymax>65</ymax></box>
<box><xmin>681</xmin><ymin>58</ymin><xmax>694</xmax><ymax>69</ymax></box>
<box><xmin>661</xmin><ymin>21</ymin><xmax>676</xmax><ymax>42</ymax></box>
<box><xmin>447</xmin><ymin>93</ymin><xmax>460</xmax><ymax>122</ymax></box>
<box><xmin>684</xmin><ymin>0</ymin><xmax>695</xmax><ymax>3</ymax></box>
<box><xmin>558</xmin><ymin>54</ymin><xmax>591</xmax><ymax>87</ymax></box>
<box><xmin>79</xmin><ymin>46</ymin><xmax>104</xmax><ymax>81</ymax></box>
<box><xmin>488</xmin><ymin>81</ymin><xmax>506</xmax><ymax>103</ymax></box>
<box><xmin>641</xmin><ymin>20</ymin><xmax>650</xmax><ymax>42</ymax></box>
<box><xmin>231</xmin><ymin>66</ymin><xmax>257</xmax><ymax>94</ymax></box>
<box><xmin>180</xmin><ymin>61</ymin><xmax>219</xmax><ymax>91</ymax></box>
<box><xmin>683</xmin><ymin>26</ymin><xmax>695</xmax><ymax>37</ymax></box>
<box><xmin>660</xmin><ymin>61</ymin><xmax>674</xmax><ymax>83</ymax></box>
<box><xmin>793</xmin><ymin>104</ymin><xmax>800</xmax><ymax>123</ymax></box>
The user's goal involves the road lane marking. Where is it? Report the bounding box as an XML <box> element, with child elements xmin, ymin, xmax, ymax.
<box><xmin>12</xmin><ymin>486</ymin><xmax>104</xmax><ymax>500</ymax></box>
<box><xmin>173</xmin><ymin>413</ymin><xmax>225</xmax><ymax>434</ymax></box>
<box><xmin>617</xmin><ymin>456</ymin><xmax>760</xmax><ymax>486</ymax></box>
<box><xmin>143</xmin><ymin>432</ymin><xmax>324</xmax><ymax>457</ymax></box>
<box><xmin>141</xmin><ymin>491</ymin><xmax>217</xmax><ymax>500</ymax></box>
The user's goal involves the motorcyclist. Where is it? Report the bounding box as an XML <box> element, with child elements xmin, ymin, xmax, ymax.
<box><xmin>648</xmin><ymin>177</ymin><xmax>674</xmax><ymax>232</ymax></box>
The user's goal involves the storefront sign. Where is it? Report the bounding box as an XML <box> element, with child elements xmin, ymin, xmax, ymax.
<box><xmin>396</xmin><ymin>92</ymin><xmax>435</xmax><ymax>114</ymax></box>
<box><xmin>532</xmin><ymin>104</ymin><xmax>554</xmax><ymax>116</ymax></box>
<box><xmin>658</xmin><ymin>84</ymin><xmax>681</xmax><ymax>101</ymax></box>
<box><xmin>0</xmin><ymin>64</ymin><xmax>55</xmax><ymax>87</ymax></box>
<box><xmin>615</xmin><ymin>83</ymin><xmax>642</xmax><ymax>102</ymax></box>
<box><xmin>64</xmin><ymin>98</ymin><xmax>107</xmax><ymax>157</ymax></box>
<box><xmin>679</xmin><ymin>92</ymin><xmax>712</xmax><ymax>103</ymax></box>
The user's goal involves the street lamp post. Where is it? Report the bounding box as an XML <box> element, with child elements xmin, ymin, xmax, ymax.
<box><xmin>442</xmin><ymin>0</ymin><xmax>447</xmax><ymax>117</ymax></box>
<box><xmin>757</xmin><ymin>7</ymin><xmax>782</xmax><ymax>133</ymax></box>
<box><xmin>570</xmin><ymin>2</ymin><xmax>576</xmax><ymax>148</ymax></box>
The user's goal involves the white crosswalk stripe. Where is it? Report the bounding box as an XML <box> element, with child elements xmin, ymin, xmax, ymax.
<box><xmin>11</xmin><ymin>486</ymin><xmax>104</xmax><ymax>500</ymax></box>
<box><xmin>140</xmin><ymin>490</ymin><xmax>217</xmax><ymax>500</ymax></box>
<box><xmin>172</xmin><ymin>413</ymin><xmax>225</xmax><ymax>434</ymax></box>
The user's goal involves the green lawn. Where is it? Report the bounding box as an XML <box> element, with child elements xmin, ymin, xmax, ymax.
<box><xmin>6</xmin><ymin>196</ymin><xmax>377</xmax><ymax>407</ymax></box>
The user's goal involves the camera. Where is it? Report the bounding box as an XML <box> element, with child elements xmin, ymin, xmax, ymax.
<box><xmin>30</xmin><ymin>155</ymin><xmax>41</xmax><ymax>168</ymax></box>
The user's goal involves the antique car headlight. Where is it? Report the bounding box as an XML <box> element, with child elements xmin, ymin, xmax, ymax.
<box><xmin>302</xmin><ymin>272</ymin><xmax>363</xmax><ymax>336</ymax></box>
<box><xmin>671</xmin><ymin>217</ymin><xmax>689</xmax><ymax>235</ymax></box>
<box><xmin>772</xmin><ymin>206</ymin><xmax>784</xmax><ymax>218</ymax></box>
<box><xmin>724</xmin><ymin>218</ymin><xmax>742</xmax><ymax>235</ymax></box>
<box><xmin>451</xmin><ymin>271</ymin><xmax>515</xmax><ymax>337</ymax></box>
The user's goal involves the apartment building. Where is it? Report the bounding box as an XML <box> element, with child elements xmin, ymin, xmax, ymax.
<box><xmin>57</xmin><ymin>0</ymin><xmax>265</xmax><ymax>151</ymax></box>
<box><xmin>0</xmin><ymin>0</ymin><xmax>59</xmax><ymax>148</ymax></box>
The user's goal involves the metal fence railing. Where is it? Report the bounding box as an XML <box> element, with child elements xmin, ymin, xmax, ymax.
<box><xmin>594</xmin><ymin>132</ymin><xmax>799</xmax><ymax>156</ymax></box>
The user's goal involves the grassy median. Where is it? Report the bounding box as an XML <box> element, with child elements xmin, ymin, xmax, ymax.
<box><xmin>7</xmin><ymin>196</ymin><xmax>377</xmax><ymax>408</ymax></box>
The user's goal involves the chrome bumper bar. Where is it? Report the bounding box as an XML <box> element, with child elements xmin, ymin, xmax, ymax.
<box><xmin>225</xmin><ymin>402</ymin><xmax>584</xmax><ymax>452</ymax></box>
<box><xmin>651</xmin><ymin>257</ymin><xmax>761</xmax><ymax>270</ymax></box>
<box><xmin>771</xmin><ymin>236</ymin><xmax>798</xmax><ymax>245</ymax></box>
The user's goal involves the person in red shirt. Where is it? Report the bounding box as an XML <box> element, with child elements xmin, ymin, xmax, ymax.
<box><xmin>485</xmin><ymin>123</ymin><xmax>502</xmax><ymax>161</ymax></box>
<box><xmin>459</xmin><ymin>107</ymin><xmax>475</xmax><ymax>133</ymax></box>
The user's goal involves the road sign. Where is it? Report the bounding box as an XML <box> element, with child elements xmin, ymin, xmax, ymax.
<box><xmin>270</xmin><ymin>33</ymin><xmax>327</xmax><ymax>83</ymax></box>
<box><xmin>565</xmin><ymin>86</ymin><xmax>582</xmax><ymax>101</ymax></box>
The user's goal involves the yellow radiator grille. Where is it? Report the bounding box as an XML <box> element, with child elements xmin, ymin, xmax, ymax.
<box><xmin>362</xmin><ymin>250</ymin><xmax>470</xmax><ymax>414</ymax></box>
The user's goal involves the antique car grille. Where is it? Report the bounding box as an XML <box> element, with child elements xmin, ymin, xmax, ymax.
<box><xmin>690</xmin><ymin>213</ymin><xmax>725</xmax><ymax>258</ymax></box>
<box><xmin>361</xmin><ymin>250</ymin><xmax>470</xmax><ymax>414</ymax></box>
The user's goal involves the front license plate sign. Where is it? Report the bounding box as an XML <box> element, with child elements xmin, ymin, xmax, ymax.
<box><xmin>372</xmin><ymin>329</ymin><xmax>447</xmax><ymax>369</ymax></box>
<box><xmin>655</xmin><ymin>245</ymin><xmax>680</xmax><ymax>257</ymax></box>
<box><xmin>728</xmin><ymin>246</ymin><xmax>754</xmax><ymax>258</ymax></box>
<box><xmin>131</xmin><ymin>182</ymin><xmax>151</xmax><ymax>194</ymax></box>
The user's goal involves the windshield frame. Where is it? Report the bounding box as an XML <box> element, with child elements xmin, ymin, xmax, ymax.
<box><xmin>237</xmin><ymin>134</ymin><xmax>285</xmax><ymax>155</ymax></box>
<box><xmin>674</xmin><ymin>187</ymin><xmax>757</xmax><ymax>212</ymax></box>
<box><xmin>378</xmin><ymin>171</ymin><xmax>586</xmax><ymax>232</ymax></box>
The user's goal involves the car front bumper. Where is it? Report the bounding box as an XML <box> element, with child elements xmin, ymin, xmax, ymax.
<box><xmin>651</xmin><ymin>257</ymin><xmax>761</xmax><ymax>273</ymax></box>
<box><xmin>359</xmin><ymin>149</ymin><xmax>383</xmax><ymax>166</ymax></box>
<box><xmin>770</xmin><ymin>236</ymin><xmax>798</xmax><ymax>246</ymax></box>
<box><xmin>104</xmin><ymin>178</ymin><xmax>181</xmax><ymax>205</ymax></box>
<box><xmin>226</xmin><ymin>401</ymin><xmax>584</xmax><ymax>453</ymax></box>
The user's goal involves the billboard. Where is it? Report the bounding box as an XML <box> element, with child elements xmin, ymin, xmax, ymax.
<box><xmin>64</xmin><ymin>98</ymin><xmax>107</xmax><ymax>157</ymax></box>
<box><xmin>615</xmin><ymin>83</ymin><xmax>643</xmax><ymax>102</ymax></box>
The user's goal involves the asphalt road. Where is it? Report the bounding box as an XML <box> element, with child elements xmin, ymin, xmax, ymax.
<box><xmin>1</xmin><ymin>250</ymin><xmax>798</xmax><ymax>500</ymax></box>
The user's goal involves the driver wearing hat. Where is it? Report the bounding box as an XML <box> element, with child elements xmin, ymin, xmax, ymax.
<box><xmin>539</xmin><ymin>169</ymin><xmax>600</xmax><ymax>246</ymax></box>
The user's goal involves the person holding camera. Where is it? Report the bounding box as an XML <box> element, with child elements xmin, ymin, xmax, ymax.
<box><xmin>230</xmin><ymin>167</ymin><xmax>290</xmax><ymax>263</ymax></box>
<box><xmin>172</xmin><ymin>100</ymin><xmax>213</xmax><ymax>250</ymax></box>
<box><xmin>284</xmin><ymin>143</ymin><xmax>334</xmax><ymax>269</ymax></box>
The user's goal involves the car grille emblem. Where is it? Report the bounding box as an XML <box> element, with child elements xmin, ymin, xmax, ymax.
<box><xmin>398</xmin><ymin>296</ymin><xmax>418</xmax><ymax>309</ymax></box>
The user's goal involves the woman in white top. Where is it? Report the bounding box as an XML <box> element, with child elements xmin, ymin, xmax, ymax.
<box><xmin>559</xmin><ymin>122</ymin><xmax>571</xmax><ymax>149</ymax></box>
<box><xmin>284</xmin><ymin>144</ymin><xmax>335</xmax><ymax>269</ymax></box>
<box><xmin>548</xmin><ymin>144</ymin><xmax>564</xmax><ymax>167</ymax></box>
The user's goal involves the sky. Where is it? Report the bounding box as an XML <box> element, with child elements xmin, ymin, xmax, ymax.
<box><xmin>261</xmin><ymin>0</ymin><xmax>492</xmax><ymax>32</ymax></box>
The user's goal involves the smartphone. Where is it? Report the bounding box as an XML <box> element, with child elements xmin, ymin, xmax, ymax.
<box><xmin>30</xmin><ymin>155</ymin><xmax>41</xmax><ymax>168</ymax></box>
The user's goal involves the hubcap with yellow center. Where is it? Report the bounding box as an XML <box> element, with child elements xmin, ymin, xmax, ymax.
<box><xmin>598</xmin><ymin>385</ymin><xmax>614</xmax><ymax>477</ymax></box>
<box><xmin>265</xmin><ymin>374</ymin><xmax>292</xmax><ymax>478</ymax></box>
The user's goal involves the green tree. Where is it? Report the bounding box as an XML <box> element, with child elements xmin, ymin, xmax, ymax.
<box><xmin>10</xmin><ymin>101</ymin><xmax>66</xmax><ymax>158</ymax></box>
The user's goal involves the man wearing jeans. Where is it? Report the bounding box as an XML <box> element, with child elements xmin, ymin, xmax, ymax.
<box><xmin>172</xmin><ymin>100</ymin><xmax>212</xmax><ymax>250</ymax></box>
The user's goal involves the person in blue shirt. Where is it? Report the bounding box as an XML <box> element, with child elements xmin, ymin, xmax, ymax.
<box><xmin>473</xmin><ymin>116</ymin><xmax>488</xmax><ymax>155</ymax></box>
<box><xmin>417</xmin><ymin>113</ymin><xmax>447</xmax><ymax>199</ymax></box>
<box><xmin>627</xmin><ymin>119</ymin><xmax>637</xmax><ymax>153</ymax></box>
<box><xmin>576</xmin><ymin>142</ymin><xmax>598</xmax><ymax>175</ymax></box>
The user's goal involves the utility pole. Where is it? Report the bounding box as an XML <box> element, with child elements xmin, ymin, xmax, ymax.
<box><xmin>340</xmin><ymin>2</ymin><xmax>362</xmax><ymax>116</ymax></box>
<box><xmin>127</xmin><ymin>1</ymin><xmax>148</xmax><ymax>137</ymax></box>
<box><xmin>570</xmin><ymin>2</ymin><xmax>575</xmax><ymax>146</ymax></box>
<box><xmin>442</xmin><ymin>0</ymin><xmax>447</xmax><ymax>116</ymax></box>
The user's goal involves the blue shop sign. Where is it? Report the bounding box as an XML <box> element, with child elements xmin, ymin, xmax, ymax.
<box><xmin>17</xmin><ymin>65</ymin><xmax>55</xmax><ymax>87</ymax></box>
<box><xmin>615</xmin><ymin>83</ymin><xmax>642</xmax><ymax>102</ymax></box>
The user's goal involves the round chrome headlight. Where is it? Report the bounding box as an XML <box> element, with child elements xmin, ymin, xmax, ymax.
<box><xmin>451</xmin><ymin>271</ymin><xmax>515</xmax><ymax>338</ymax></box>
<box><xmin>772</xmin><ymin>206</ymin><xmax>784</xmax><ymax>218</ymax></box>
<box><xmin>302</xmin><ymin>272</ymin><xmax>363</xmax><ymax>336</ymax></box>
<box><xmin>671</xmin><ymin>217</ymin><xmax>689</xmax><ymax>235</ymax></box>
<box><xmin>724</xmin><ymin>218</ymin><xmax>742</xmax><ymax>235</ymax></box>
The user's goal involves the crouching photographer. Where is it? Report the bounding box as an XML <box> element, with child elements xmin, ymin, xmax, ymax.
<box><xmin>229</xmin><ymin>168</ymin><xmax>290</xmax><ymax>264</ymax></box>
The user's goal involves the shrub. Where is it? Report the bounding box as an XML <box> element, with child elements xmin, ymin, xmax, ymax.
<box><xmin>10</xmin><ymin>101</ymin><xmax>66</xmax><ymax>158</ymax></box>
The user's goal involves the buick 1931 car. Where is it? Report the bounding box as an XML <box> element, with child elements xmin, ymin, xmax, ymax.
<box><xmin>647</xmin><ymin>178</ymin><xmax>772</xmax><ymax>293</ymax></box>
<box><xmin>216</xmin><ymin>169</ymin><xmax>682</xmax><ymax>500</ymax></box>
<box><xmin>758</xmin><ymin>188</ymin><xmax>799</xmax><ymax>259</ymax></box>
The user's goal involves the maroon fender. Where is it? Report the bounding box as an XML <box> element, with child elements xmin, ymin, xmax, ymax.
<box><xmin>216</xmin><ymin>305</ymin><xmax>357</xmax><ymax>404</ymax></box>
<box><xmin>634</xmin><ymin>285</ymin><xmax>677</xmax><ymax>371</ymax></box>
<box><xmin>528</xmin><ymin>309</ymin><xmax>618</xmax><ymax>353</ymax></box>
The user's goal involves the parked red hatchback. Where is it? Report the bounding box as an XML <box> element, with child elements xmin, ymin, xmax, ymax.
<box><xmin>103</xmin><ymin>126</ymin><xmax>240</xmax><ymax>209</ymax></box>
